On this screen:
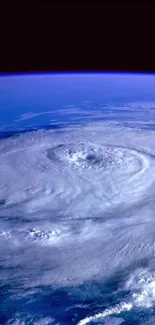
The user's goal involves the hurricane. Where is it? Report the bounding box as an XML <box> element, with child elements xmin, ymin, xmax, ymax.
<box><xmin>1</xmin><ymin>73</ymin><xmax>155</xmax><ymax>324</ymax></box>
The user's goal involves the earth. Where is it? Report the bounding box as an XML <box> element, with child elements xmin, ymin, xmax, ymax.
<box><xmin>1</xmin><ymin>73</ymin><xmax>155</xmax><ymax>324</ymax></box>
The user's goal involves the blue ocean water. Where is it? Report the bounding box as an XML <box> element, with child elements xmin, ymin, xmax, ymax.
<box><xmin>0</xmin><ymin>277</ymin><xmax>154</xmax><ymax>324</ymax></box>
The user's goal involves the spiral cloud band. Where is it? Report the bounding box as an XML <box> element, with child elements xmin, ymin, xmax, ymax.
<box><xmin>1</xmin><ymin>121</ymin><xmax>155</xmax><ymax>323</ymax></box>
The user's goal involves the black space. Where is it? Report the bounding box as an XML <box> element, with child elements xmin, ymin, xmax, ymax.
<box><xmin>0</xmin><ymin>1</ymin><xmax>155</xmax><ymax>74</ymax></box>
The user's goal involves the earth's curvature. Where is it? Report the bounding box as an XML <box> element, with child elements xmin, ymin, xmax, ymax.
<box><xmin>1</xmin><ymin>73</ymin><xmax>155</xmax><ymax>324</ymax></box>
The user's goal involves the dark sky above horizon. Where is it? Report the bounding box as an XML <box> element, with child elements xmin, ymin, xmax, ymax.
<box><xmin>0</xmin><ymin>2</ymin><xmax>155</xmax><ymax>74</ymax></box>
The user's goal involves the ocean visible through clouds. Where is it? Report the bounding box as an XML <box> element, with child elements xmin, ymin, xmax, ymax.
<box><xmin>1</xmin><ymin>73</ymin><xmax>155</xmax><ymax>324</ymax></box>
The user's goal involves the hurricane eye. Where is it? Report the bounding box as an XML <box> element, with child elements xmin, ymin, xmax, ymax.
<box><xmin>86</xmin><ymin>153</ymin><xmax>96</xmax><ymax>161</ymax></box>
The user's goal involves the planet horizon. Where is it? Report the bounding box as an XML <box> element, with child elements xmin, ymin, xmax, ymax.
<box><xmin>1</xmin><ymin>72</ymin><xmax>155</xmax><ymax>324</ymax></box>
